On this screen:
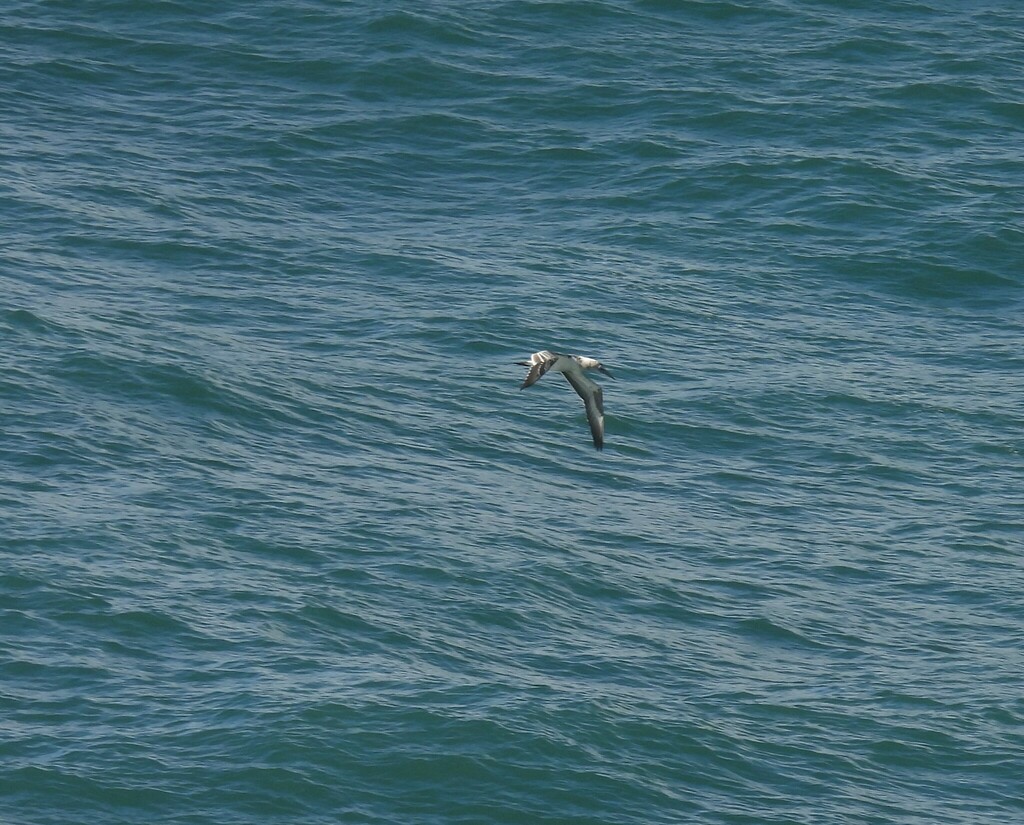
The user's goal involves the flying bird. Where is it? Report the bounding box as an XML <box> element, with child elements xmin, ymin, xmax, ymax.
<box><xmin>516</xmin><ymin>350</ymin><xmax>614</xmax><ymax>450</ymax></box>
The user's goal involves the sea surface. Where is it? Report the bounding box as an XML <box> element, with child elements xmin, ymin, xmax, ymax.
<box><xmin>3</xmin><ymin>1</ymin><xmax>1023</xmax><ymax>823</ymax></box>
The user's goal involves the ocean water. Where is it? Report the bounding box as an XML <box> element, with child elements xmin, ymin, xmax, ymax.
<box><xmin>3</xmin><ymin>1</ymin><xmax>1023</xmax><ymax>823</ymax></box>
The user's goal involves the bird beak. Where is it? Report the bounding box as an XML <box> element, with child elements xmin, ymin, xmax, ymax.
<box><xmin>600</xmin><ymin>367</ymin><xmax>615</xmax><ymax>379</ymax></box>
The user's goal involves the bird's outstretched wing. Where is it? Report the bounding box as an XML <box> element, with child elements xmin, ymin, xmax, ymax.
<box><xmin>520</xmin><ymin>351</ymin><xmax>558</xmax><ymax>389</ymax></box>
<box><xmin>563</xmin><ymin>370</ymin><xmax>605</xmax><ymax>450</ymax></box>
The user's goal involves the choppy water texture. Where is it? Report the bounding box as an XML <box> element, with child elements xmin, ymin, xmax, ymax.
<box><xmin>3</xmin><ymin>1</ymin><xmax>1024</xmax><ymax>823</ymax></box>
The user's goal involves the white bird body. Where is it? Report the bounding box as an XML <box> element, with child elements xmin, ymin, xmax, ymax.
<box><xmin>516</xmin><ymin>350</ymin><xmax>614</xmax><ymax>450</ymax></box>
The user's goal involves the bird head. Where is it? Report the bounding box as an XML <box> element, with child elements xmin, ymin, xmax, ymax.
<box><xmin>578</xmin><ymin>356</ymin><xmax>614</xmax><ymax>378</ymax></box>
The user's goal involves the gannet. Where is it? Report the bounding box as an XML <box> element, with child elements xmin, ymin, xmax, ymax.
<box><xmin>516</xmin><ymin>350</ymin><xmax>615</xmax><ymax>450</ymax></box>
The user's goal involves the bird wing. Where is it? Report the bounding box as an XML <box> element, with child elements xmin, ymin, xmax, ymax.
<box><xmin>520</xmin><ymin>351</ymin><xmax>558</xmax><ymax>388</ymax></box>
<box><xmin>563</xmin><ymin>370</ymin><xmax>605</xmax><ymax>450</ymax></box>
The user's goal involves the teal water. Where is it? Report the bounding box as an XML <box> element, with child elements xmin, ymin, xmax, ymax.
<box><xmin>3</xmin><ymin>2</ymin><xmax>1023</xmax><ymax>823</ymax></box>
